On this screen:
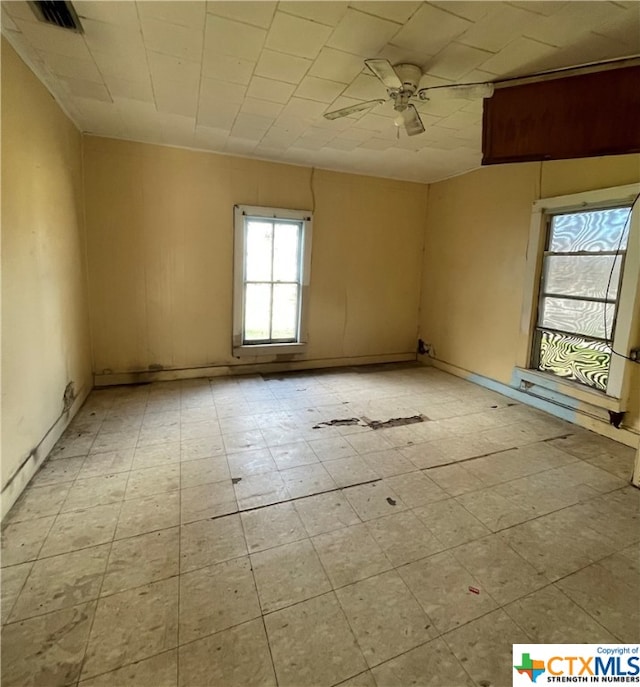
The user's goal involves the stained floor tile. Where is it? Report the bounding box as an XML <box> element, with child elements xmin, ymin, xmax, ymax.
<box><xmin>264</xmin><ymin>592</ymin><xmax>367</xmax><ymax>687</ymax></box>
<box><xmin>3</xmin><ymin>366</ymin><xmax>635</xmax><ymax>687</ymax></box>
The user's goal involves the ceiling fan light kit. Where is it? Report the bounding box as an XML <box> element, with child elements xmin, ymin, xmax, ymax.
<box><xmin>322</xmin><ymin>58</ymin><xmax>494</xmax><ymax>137</ymax></box>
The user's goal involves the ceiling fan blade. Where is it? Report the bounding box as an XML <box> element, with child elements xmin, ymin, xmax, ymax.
<box><xmin>323</xmin><ymin>99</ymin><xmax>385</xmax><ymax>120</ymax></box>
<box><xmin>365</xmin><ymin>59</ymin><xmax>402</xmax><ymax>90</ymax></box>
<box><xmin>403</xmin><ymin>105</ymin><xmax>425</xmax><ymax>136</ymax></box>
<box><xmin>418</xmin><ymin>82</ymin><xmax>494</xmax><ymax>101</ymax></box>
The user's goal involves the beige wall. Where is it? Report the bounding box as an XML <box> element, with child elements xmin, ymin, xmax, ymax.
<box><xmin>419</xmin><ymin>154</ymin><xmax>640</xmax><ymax>433</ymax></box>
<box><xmin>82</xmin><ymin>136</ymin><xmax>427</xmax><ymax>379</ymax></box>
<box><xmin>1</xmin><ymin>38</ymin><xmax>92</xmax><ymax>511</ymax></box>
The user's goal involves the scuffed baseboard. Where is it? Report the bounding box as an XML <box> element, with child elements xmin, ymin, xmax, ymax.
<box><xmin>93</xmin><ymin>352</ymin><xmax>418</xmax><ymax>387</ymax></box>
<box><xmin>423</xmin><ymin>357</ymin><xmax>639</xmax><ymax>449</ymax></box>
<box><xmin>1</xmin><ymin>384</ymin><xmax>91</xmax><ymax>521</ymax></box>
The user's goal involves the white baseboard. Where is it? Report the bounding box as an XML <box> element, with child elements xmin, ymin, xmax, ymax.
<box><xmin>1</xmin><ymin>384</ymin><xmax>91</xmax><ymax>521</ymax></box>
<box><xmin>93</xmin><ymin>352</ymin><xmax>418</xmax><ymax>387</ymax></box>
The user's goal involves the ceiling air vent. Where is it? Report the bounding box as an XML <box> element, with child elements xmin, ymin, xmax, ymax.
<box><xmin>28</xmin><ymin>1</ymin><xmax>83</xmax><ymax>32</ymax></box>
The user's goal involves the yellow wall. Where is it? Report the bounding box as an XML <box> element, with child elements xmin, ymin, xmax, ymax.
<box><xmin>419</xmin><ymin>154</ymin><xmax>640</xmax><ymax>432</ymax></box>
<box><xmin>82</xmin><ymin>136</ymin><xmax>427</xmax><ymax>378</ymax></box>
<box><xmin>1</xmin><ymin>38</ymin><xmax>92</xmax><ymax>509</ymax></box>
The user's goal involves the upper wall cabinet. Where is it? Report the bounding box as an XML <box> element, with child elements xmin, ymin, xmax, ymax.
<box><xmin>482</xmin><ymin>65</ymin><xmax>640</xmax><ymax>165</ymax></box>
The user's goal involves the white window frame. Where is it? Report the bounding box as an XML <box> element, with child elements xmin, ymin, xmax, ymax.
<box><xmin>517</xmin><ymin>183</ymin><xmax>640</xmax><ymax>412</ymax></box>
<box><xmin>232</xmin><ymin>204</ymin><xmax>312</xmax><ymax>357</ymax></box>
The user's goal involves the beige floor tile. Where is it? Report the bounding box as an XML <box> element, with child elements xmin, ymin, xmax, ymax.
<box><xmin>456</xmin><ymin>487</ymin><xmax>533</xmax><ymax>531</ymax></box>
<box><xmin>382</xmin><ymin>472</ymin><xmax>448</xmax><ymax>508</ymax></box>
<box><xmin>1</xmin><ymin>516</ymin><xmax>55</xmax><ymax>566</ymax></box>
<box><xmin>180</xmin><ymin>457</ymin><xmax>230</xmax><ymax>489</ymax></box>
<box><xmin>398</xmin><ymin>442</ymin><xmax>451</xmax><ymax>469</ymax></box>
<box><xmin>444</xmin><ymin>609</ymin><xmax>530</xmax><ymax>687</ymax></box>
<box><xmin>92</xmin><ymin>431</ymin><xmax>138</xmax><ymax>454</ymax></box>
<box><xmin>426</xmin><ymin>464</ymin><xmax>479</xmax><ymax>496</ymax></box>
<box><xmin>264</xmin><ymin>591</ymin><xmax>367</xmax><ymax>687</ymax></box>
<box><xmin>343</xmin><ymin>482</ymin><xmax>408</xmax><ymax>521</ymax></box>
<box><xmin>252</xmin><ymin>539</ymin><xmax>331</xmax><ymax>613</ymax></box>
<box><xmin>0</xmin><ymin>602</ymin><xmax>95</xmax><ymax>687</ymax></box>
<box><xmin>361</xmin><ymin>449</ymin><xmax>417</xmax><ymax>477</ymax></box>
<box><xmin>181</xmin><ymin>482</ymin><xmax>237</xmax><ymax>523</ymax></box>
<box><xmin>218</xmin><ymin>414</ymin><xmax>259</xmax><ymax>433</ymax></box>
<box><xmin>336</xmin><ymin>670</ymin><xmax>377</xmax><ymax>687</ymax></box>
<box><xmin>557</xmin><ymin>553</ymin><xmax>640</xmax><ymax>642</ymax></box>
<box><xmin>1</xmin><ymin>562</ymin><xmax>32</xmax><ymax>623</ymax></box>
<box><xmin>398</xmin><ymin>550</ymin><xmax>498</xmax><ymax>633</ymax></box>
<box><xmin>31</xmin><ymin>456</ymin><xmax>85</xmax><ymax>487</ymax></box>
<box><xmin>180</xmin><ymin>514</ymin><xmax>247</xmax><ymax>572</ymax></box>
<box><xmin>227</xmin><ymin>449</ymin><xmax>278</xmax><ymax>478</ymax></box>
<box><xmin>294</xmin><ymin>491</ymin><xmax>361</xmax><ymax>536</ymax></box>
<box><xmin>180</xmin><ymin>420</ymin><xmax>221</xmax><ymax>440</ymax></box>
<box><xmin>133</xmin><ymin>443</ymin><xmax>181</xmax><ymax>470</ymax></box>
<box><xmin>413</xmin><ymin>499</ymin><xmax>490</xmax><ymax>548</ymax></box>
<box><xmin>80</xmin><ymin>650</ymin><xmax>177</xmax><ymax>687</ymax></box>
<box><xmin>40</xmin><ymin>504</ymin><xmax>120</xmax><ymax>558</ymax></box>
<box><xmin>241</xmin><ymin>502</ymin><xmax>306</xmax><ymax>553</ymax></box>
<box><xmin>313</xmin><ymin>523</ymin><xmax>392</xmax><ymax>588</ymax></box>
<box><xmin>116</xmin><ymin>491</ymin><xmax>180</xmax><ymax>539</ymax></box>
<box><xmin>501</xmin><ymin>508</ymin><xmax>614</xmax><ymax>581</ymax></box>
<box><xmin>10</xmin><ymin>544</ymin><xmax>109</xmax><ymax>621</ymax></box>
<box><xmin>180</xmin><ymin>436</ymin><xmax>225</xmax><ymax>461</ymax></box>
<box><xmin>223</xmin><ymin>430</ymin><xmax>267</xmax><ymax>454</ymax></box>
<box><xmin>62</xmin><ymin>472</ymin><xmax>129</xmax><ymax>511</ymax></box>
<box><xmin>234</xmin><ymin>471</ymin><xmax>290</xmax><ymax>510</ymax></box>
<box><xmin>102</xmin><ymin>527</ymin><xmax>179</xmax><ymax>595</ymax></box>
<box><xmin>4</xmin><ymin>483</ymin><xmax>71</xmax><ymax>524</ymax></box>
<box><xmin>76</xmin><ymin>448</ymin><xmax>135</xmax><ymax>478</ymax></box>
<box><xmin>179</xmin><ymin>557</ymin><xmax>260</xmax><ymax>644</ymax></box>
<box><xmin>137</xmin><ymin>425</ymin><xmax>180</xmax><ymax>447</ymax></box>
<box><xmin>323</xmin><ymin>456</ymin><xmax>379</xmax><ymax>488</ymax></box>
<box><xmin>125</xmin><ymin>464</ymin><xmax>180</xmax><ymax>499</ymax></box>
<box><xmin>504</xmin><ymin>585</ymin><xmax>617</xmax><ymax>643</ymax></box>
<box><xmin>82</xmin><ymin>578</ymin><xmax>178</xmax><ymax>679</ymax></box>
<box><xmin>336</xmin><ymin>570</ymin><xmax>436</xmax><ymax>668</ymax></box>
<box><xmin>308</xmin><ymin>436</ymin><xmax>357</xmax><ymax>461</ymax></box>
<box><xmin>366</xmin><ymin>511</ymin><xmax>443</xmax><ymax>567</ymax></box>
<box><xmin>371</xmin><ymin>638</ymin><xmax>474</xmax><ymax>687</ymax></box>
<box><xmin>280</xmin><ymin>463</ymin><xmax>337</xmax><ymax>498</ymax></box>
<box><xmin>178</xmin><ymin>619</ymin><xmax>275</xmax><ymax>687</ymax></box>
<box><xmin>270</xmin><ymin>441</ymin><xmax>319</xmax><ymax>469</ymax></box>
<box><xmin>346</xmin><ymin>432</ymin><xmax>394</xmax><ymax>455</ymax></box>
<box><xmin>451</xmin><ymin>534</ymin><xmax>549</xmax><ymax>604</ymax></box>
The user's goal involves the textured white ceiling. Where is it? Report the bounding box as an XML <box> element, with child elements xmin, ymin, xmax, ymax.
<box><xmin>2</xmin><ymin>0</ymin><xmax>639</xmax><ymax>182</ymax></box>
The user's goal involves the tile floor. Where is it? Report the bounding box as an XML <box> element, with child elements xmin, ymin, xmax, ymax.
<box><xmin>1</xmin><ymin>363</ymin><xmax>638</xmax><ymax>687</ymax></box>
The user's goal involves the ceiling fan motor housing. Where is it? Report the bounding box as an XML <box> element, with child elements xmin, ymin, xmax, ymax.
<box><xmin>392</xmin><ymin>64</ymin><xmax>423</xmax><ymax>95</ymax></box>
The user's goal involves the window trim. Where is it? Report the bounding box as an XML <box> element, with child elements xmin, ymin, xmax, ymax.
<box><xmin>232</xmin><ymin>204</ymin><xmax>313</xmax><ymax>358</ymax></box>
<box><xmin>517</xmin><ymin>183</ymin><xmax>640</xmax><ymax>408</ymax></box>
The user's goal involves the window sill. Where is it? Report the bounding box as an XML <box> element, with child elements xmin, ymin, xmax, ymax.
<box><xmin>513</xmin><ymin>367</ymin><xmax>626</xmax><ymax>413</ymax></box>
<box><xmin>233</xmin><ymin>342</ymin><xmax>308</xmax><ymax>358</ymax></box>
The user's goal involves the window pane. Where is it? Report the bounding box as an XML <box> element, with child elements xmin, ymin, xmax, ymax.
<box><xmin>544</xmin><ymin>255</ymin><xmax>622</xmax><ymax>300</ymax></box>
<box><xmin>540</xmin><ymin>296</ymin><xmax>615</xmax><ymax>340</ymax></box>
<box><xmin>273</xmin><ymin>223</ymin><xmax>300</xmax><ymax>282</ymax></box>
<box><xmin>549</xmin><ymin>207</ymin><xmax>630</xmax><ymax>252</ymax></box>
<box><xmin>537</xmin><ymin>330</ymin><xmax>611</xmax><ymax>392</ymax></box>
<box><xmin>244</xmin><ymin>283</ymin><xmax>271</xmax><ymax>341</ymax></box>
<box><xmin>272</xmin><ymin>284</ymin><xmax>298</xmax><ymax>340</ymax></box>
<box><xmin>246</xmin><ymin>221</ymin><xmax>272</xmax><ymax>281</ymax></box>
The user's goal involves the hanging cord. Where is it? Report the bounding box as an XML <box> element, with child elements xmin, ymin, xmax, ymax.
<box><xmin>603</xmin><ymin>190</ymin><xmax>640</xmax><ymax>362</ymax></box>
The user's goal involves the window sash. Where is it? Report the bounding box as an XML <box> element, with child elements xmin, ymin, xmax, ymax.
<box><xmin>241</xmin><ymin>218</ymin><xmax>303</xmax><ymax>346</ymax></box>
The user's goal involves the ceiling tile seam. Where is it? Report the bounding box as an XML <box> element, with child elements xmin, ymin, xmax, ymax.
<box><xmin>270</xmin><ymin>4</ymin><xmax>339</xmax><ymax>29</ymax></box>
<box><xmin>204</xmin><ymin>9</ymin><xmax>276</xmax><ymax>34</ymax></box>
<box><xmin>134</xmin><ymin>2</ymin><xmax>159</xmax><ymax>122</ymax></box>
<box><xmin>190</xmin><ymin>2</ymin><xmax>208</xmax><ymax>137</ymax></box>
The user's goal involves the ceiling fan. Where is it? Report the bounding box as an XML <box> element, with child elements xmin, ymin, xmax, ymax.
<box><xmin>323</xmin><ymin>58</ymin><xmax>495</xmax><ymax>137</ymax></box>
